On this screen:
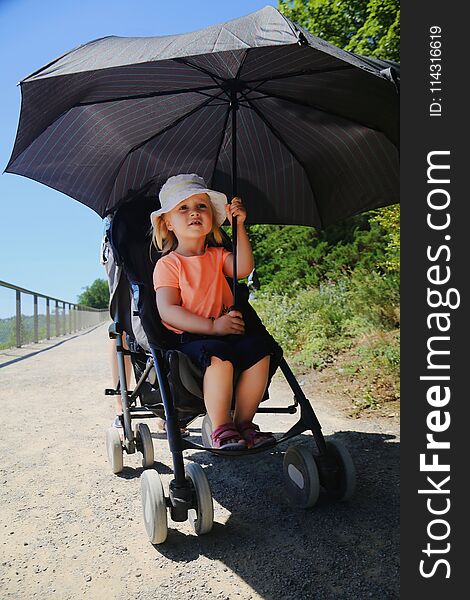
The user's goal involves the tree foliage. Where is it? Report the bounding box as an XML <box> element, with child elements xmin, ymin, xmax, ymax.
<box><xmin>242</xmin><ymin>2</ymin><xmax>402</xmax><ymax>404</ymax></box>
<box><xmin>369</xmin><ymin>204</ymin><xmax>399</xmax><ymax>272</ymax></box>
<box><xmin>248</xmin><ymin>214</ymin><xmax>390</xmax><ymax>293</ymax></box>
<box><xmin>278</xmin><ymin>0</ymin><xmax>399</xmax><ymax>61</ymax></box>
<box><xmin>243</xmin><ymin>0</ymin><xmax>400</xmax><ymax>293</ymax></box>
<box><xmin>77</xmin><ymin>279</ymin><xmax>109</xmax><ymax>309</ymax></box>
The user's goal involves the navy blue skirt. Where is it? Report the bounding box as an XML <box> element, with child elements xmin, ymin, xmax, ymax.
<box><xmin>166</xmin><ymin>330</ymin><xmax>277</xmax><ymax>374</ymax></box>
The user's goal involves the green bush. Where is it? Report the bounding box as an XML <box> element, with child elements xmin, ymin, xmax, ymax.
<box><xmin>347</xmin><ymin>269</ymin><xmax>400</xmax><ymax>331</ymax></box>
<box><xmin>247</xmin><ymin>215</ymin><xmax>391</xmax><ymax>295</ymax></box>
<box><xmin>251</xmin><ymin>270</ymin><xmax>399</xmax><ymax>372</ymax></box>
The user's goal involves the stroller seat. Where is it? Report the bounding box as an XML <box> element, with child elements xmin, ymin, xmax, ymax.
<box><xmin>104</xmin><ymin>190</ymin><xmax>356</xmax><ymax>545</ymax></box>
<box><xmin>107</xmin><ymin>193</ymin><xmax>282</xmax><ymax>419</ymax></box>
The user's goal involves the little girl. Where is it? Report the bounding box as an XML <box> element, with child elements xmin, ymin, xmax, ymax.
<box><xmin>151</xmin><ymin>173</ymin><xmax>275</xmax><ymax>451</ymax></box>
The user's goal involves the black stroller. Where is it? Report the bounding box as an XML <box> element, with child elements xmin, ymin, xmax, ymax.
<box><xmin>104</xmin><ymin>191</ymin><xmax>356</xmax><ymax>545</ymax></box>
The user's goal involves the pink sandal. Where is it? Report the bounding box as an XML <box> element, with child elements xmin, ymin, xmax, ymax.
<box><xmin>211</xmin><ymin>422</ymin><xmax>247</xmax><ymax>450</ymax></box>
<box><xmin>237</xmin><ymin>421</ymin><xmax>275</xmax><ymax>449</ymax></box>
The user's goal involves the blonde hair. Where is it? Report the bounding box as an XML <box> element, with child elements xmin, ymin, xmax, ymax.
<box><xmin>151</xmin><ymin>200</ymin><xmax>222</xmax><ymax>254</ymax></box>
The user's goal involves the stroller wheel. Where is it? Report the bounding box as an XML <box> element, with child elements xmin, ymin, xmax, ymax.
<box><xmin>201</xmin><ymin>414</ymin><xmax>213</xmax><ymax>448</ymax></box>
<box><xmin>106</xmin><ymin>428</ymin><xmax>123</xmax><ymax>474</ymax></box>
<box><xmin>325</xmin><ymin>440</ymin><xmax>356</xmax><ymax>501</ymax></box>
<box><xmin>135</xmin><ymin>422</ymin><xmax>154</xmax><ymax>469</ymax></box>
<box><xmin>185</xmin><ymin>463</ymin><xmax>214</xmax><ymax>535</ymax></box>
<box><xmin>283</xmin><ymin>446</ymin><xmax>320</xmax><ymax>508</ymax></box>
<box><xmin>141</xmin><ymin>470</ymin><xmax>168</xmax><ymax>544</ymax></box>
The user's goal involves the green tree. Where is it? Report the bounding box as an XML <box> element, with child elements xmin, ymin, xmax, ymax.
<box><xmin>248</xmin><ymin>214</ymin><xmax>390</xmax><ymax>293</ymax></box>
<box><xmin>263</xmin><ymin>0</ymin><xmax>401</xmax><ymax>286</ymax></box>
<box><xmin>278</xmin><ymin>0</ymin><xmax>399</xmax><ymax>61</ymax></box>
<box><xmin>77</xmin><ymin>279</ymin><xmax>109</xmax><ymax>308</ymax></box>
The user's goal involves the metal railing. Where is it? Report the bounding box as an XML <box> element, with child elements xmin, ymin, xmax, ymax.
<box><xmin>0</xmin><ymin>280</ymin><xmax>109</xmax><ymax>349</ymax></box>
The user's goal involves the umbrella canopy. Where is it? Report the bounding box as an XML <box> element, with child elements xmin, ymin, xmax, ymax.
<box><xmin>6</xmin><ymin>5</ymin><xmax>399</xmax><ymax>228</ymax></box>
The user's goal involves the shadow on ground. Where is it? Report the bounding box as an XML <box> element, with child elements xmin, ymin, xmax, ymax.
<box><xmin>0</xmin><ymin>324</ymin><xmax>105</xmax><ymax>368</ymax></box>
<box><xmin>150</xmin><ymin>430</ymin><xmax>399</xmax><ymax>600</ymax></box>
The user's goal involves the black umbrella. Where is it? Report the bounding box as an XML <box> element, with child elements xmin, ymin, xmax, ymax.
<box><xmin>6</xmin><ymin>5</ymin><xmax>399</xmax><ymax>293</ymax></box>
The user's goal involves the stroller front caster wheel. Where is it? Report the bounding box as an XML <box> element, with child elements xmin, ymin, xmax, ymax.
<box><xmin>185</xmin><ymin>463</ymin><xmax>214</xmax><ymax>535</ymax></box>
<box><xmin>283</xmin><ymin>446</ymin><xmax>320</xmax><ymax>508</ymax></box>
<box><xmin>141</xmin><ymin>470</ymin><xmax>168</xmax><ymax>544</ymax></box>
<box><xmin>135</xmin><ymin>422</ymin><xmax>154</xmax><ymax>468</ymax></box>
<box><xmin>325</xmin><ymin>440</ymin><xmax>356</xmax><ymax>501</ymax></box>
<box><xmin>106</xmin><ymin>427</ymin><xmax>123</xmax><ymax>474</ymax></box>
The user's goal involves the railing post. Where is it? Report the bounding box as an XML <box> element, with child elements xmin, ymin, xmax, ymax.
<box><xmin>46</xmin><ymin>298</ymin><xmax>50</xmax><ymax>339</ymax></box>
<box><xmin>55</xmin><ymin>300</ymin><xmax>59</xmax><ymax>337</ymax></box>
<box><xmin>34</xmin><ymin>294</ymin><xmax>38</xmax><ymax>343</ymax></box>
<box><xmin>1</xmin><ymin>281</ymin><xmax>103</xmax><ymax>349</ymax></box>
<box><xmin>16</xmin><ymin>290</ymin><xmax>21</xmax><ymax>348</ymax></box>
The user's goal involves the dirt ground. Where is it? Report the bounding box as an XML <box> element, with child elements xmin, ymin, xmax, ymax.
<box><xmin>0</xmin><ymin>324</ymin><xmax>399</xmax><ymax>599</ymax></box>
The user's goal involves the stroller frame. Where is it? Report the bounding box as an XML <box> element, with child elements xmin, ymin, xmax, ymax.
<box><xmin>110</xmin><ymin>321</ymin><xmax>338</xmax><ymax>522</ymax></box>
<box><xmin>104</xmin><ymin>193</ymin><xmax>355</xmax><ymax>538</ymax></box>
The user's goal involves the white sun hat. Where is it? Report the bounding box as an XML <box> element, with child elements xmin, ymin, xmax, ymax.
<box><xmin>150</xmin><ymin>174</ymin><xmax>228</xmax><ymax>228</ymax></box>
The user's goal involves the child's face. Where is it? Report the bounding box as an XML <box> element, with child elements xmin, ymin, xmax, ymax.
<box><xmin>164</xmin><ymin>193</ymin><xmax>213</xmax><ymax>240</ymax></box>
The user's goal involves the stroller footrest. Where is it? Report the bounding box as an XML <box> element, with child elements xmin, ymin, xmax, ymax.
<box><xmin>129</xmin><ymin>405</ymin><xmax>163</xmax><ymax>414</ymax></box>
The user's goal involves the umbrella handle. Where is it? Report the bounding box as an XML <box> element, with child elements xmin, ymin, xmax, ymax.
<box><xmin>231</xmin><ymin>90</ymin><xmax>239</xmax><ymax>308</ymax></box>
<box><xmin>231</xmin><ymin>214</ymin><xmax>238</xmax><ymax>308</ymax></box>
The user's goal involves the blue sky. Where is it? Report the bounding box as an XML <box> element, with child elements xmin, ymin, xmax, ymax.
<box><xmin>0</xmin><ymin>0</ymin><xmax>275</xmax><ymax>317</ymax></box>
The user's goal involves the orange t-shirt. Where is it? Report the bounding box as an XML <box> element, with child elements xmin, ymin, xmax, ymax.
<box><xmin>153</xmin><ymin>246</ymin><xmax>234</xmax><ymax>334</ymax></box>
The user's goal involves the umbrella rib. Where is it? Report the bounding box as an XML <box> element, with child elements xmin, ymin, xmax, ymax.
<box><xmin>106</xmin><ymin>91</ymin><xmax>226</xmax><ymax>208</ymax></box>
<box><xmin>246</xmin><ymin>87</ymin><xmax>395</xmax><ymax>143</ymax></box>
<box><xmin>209</xmin><ymin>102</ymin><xmax>232</xmax><ymax>189</ymax></box>
<box><xmin>244</xmin><ymin>95</ymin><xmax>323</xmax><ymax>228</ymax></box>
<box><xmin>173</xmin><ymin>58</ymin><xmax>225</xmax><ymax>87</ymax></box>
<box><xmin>128</xmin><ymin>90</ymin><xmax>226</xmax><ymax>154</ymax></box>
<box><xmin>235</xmin><ymin>49</ymin><xmax>249</xmax><ymax>79</ymax></box>
<box><xmin>76</xmin><ymin>85</ymin><xmax>222</xmax><ymax>107</ymax></box>
<box><xmin>243</xmin><ymin>64</ymin><xmax>353</xmax><ymax>86</ymax></box>
<box><xmin>195</xmin><ymin>92</ymin><xmax>229</xmax><ymax>102</ymax></box>
<box><xmin>175</xmin><ymin>51</ymin><xmax>250</xmax><ymax>97</ymax></box>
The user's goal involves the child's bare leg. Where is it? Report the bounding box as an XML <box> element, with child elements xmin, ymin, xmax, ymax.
<box><xmin>233</xmin><ymin>355</ymin><xmax>271</xmax><ymax>424</ymax></box>
<box><xmin>203</xmin><ymin>356</ymin><xmax>234</xmax><ymax>429</ymax></box>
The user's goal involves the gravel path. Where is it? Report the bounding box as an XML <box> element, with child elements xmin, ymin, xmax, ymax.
<box><xmin>0</xmin><ymin>324</ymin><xmax>399</xmax><ymax>599</ymax></box>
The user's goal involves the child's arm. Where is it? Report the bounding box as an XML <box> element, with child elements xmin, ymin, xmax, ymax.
<box><xmin>157</xmin><ymin>287</ymin><xmax>245</xmax><ymax>335</ymax></box>
<box><xmin>223</xmin><ymin>197</ymin><xmax>254</xmax><ymax>279</ymax></box>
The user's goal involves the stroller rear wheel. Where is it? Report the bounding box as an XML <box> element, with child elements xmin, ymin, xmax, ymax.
<box><xmin>283</xmin><ymin>446</ymin><xmax>320</xmax><ymax>508</ymax></box>
<box><xmin>324</xmin><ymin>440</ymin><xmax>356</xmax><ymax>501</ymax></box>
<box><xmin>141</xmin><ymin>470</ymin><xmax>168</xmax><ymax>544</ymax></box>
<box><xmin>106</xmin><ymin>428</ymin><xmax>123</xmax><ymax>474</ymax></box>
<box><xmin>135</xmin><ymin>422</ymin><xmax>154</xmax><ymax>469</ymax></box>
<box><xmin>186</xmin><ymin>463</ymin><xmax>214</xmax><ymax>535</ymax></box>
